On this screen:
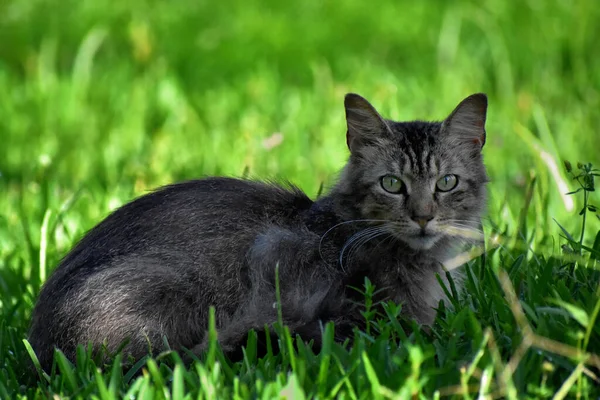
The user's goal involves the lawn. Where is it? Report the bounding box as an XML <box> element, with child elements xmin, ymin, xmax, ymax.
<box><xmin>1</xmin><ymin>0</ymin><xmax>600</xmax><ymax>398</ymax></box>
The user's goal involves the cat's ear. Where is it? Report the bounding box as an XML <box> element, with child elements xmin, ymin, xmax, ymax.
<box><xmin>344</xmin><ymin>93</ymin><xmax>393</xmax><ymax>153</ymax></box>
<box><xmin>442</xmin><ymin>93</ymin><xmax>487</xmax><ymax>149</ymax></box>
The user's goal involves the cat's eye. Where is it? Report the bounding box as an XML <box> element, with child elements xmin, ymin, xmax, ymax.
<box><xmin>381</xmin><ymin>175</ymin><xmax>404</xmax><ymax>193</ymax></box>
<box><xmin>436</xmin><ymin>174</ymin><xmax>458</xmax><ymax>192</ymax></box>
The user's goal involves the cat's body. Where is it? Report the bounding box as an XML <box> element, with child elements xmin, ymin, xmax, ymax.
<box><xmin>29</xmin><ymin>93</ymin><xmax>488</xmax><ymax>370</ymax></box>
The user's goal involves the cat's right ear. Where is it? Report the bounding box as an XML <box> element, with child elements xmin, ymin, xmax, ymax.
<box><xmin>344</xmin><ymin>93</ymin><xmax>393</xmax><ymax>154</ymax></box>
<box><xmin>442</xmin><ymin>93</ymin><xmax>488</xmax><ymax>149</ymax></box>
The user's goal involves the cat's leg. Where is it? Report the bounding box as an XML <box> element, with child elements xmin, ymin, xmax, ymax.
<box><xmin>187</xmin><ymin>294</ymin><xmax>327</xmax><ymax>360</ymax></box>
<box><xmin>187</xmin><ymin>284</ymin><xmax>353</xmax><ymax>361</ymax></box>
<box><xmin>188</xmin><ymin>226</ymin><xmax>347</xmax><ymax>359</ymax></box>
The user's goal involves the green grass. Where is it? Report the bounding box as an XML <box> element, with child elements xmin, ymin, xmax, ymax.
<box><xmin>1</xmin><ymin>0</ymin><xmax>600</xmax><ymax>397</ymax></box>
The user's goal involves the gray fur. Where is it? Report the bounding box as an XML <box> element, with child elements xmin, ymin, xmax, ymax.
<box><xmin>28</xmin><ymin>93</ymin><xmax>489</xmax><ymax>370</ymax></box>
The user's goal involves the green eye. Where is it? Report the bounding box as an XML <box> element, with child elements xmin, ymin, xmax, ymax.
<box><xmin>381</xmin><ymin>175</ymin><xmax>404</xmax><ymax>193</ymax></box>
<box><xmin>436</xmin><ymin>174</ymin><xmax>458</xmax><ymax>192</ymax></box>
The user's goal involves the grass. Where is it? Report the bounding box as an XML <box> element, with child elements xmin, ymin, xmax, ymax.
<box><xmin>1</xmin><ymin>0</ymin><xmax>600</xmax><ymax>397</ymax></box>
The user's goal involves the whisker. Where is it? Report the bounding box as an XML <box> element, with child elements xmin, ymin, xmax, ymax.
<box><xmin>318</xmin><ymin>219</ymin><xmax>390</xmax><ymax>265</ymax></box>
<box><xmin>320</xmin><ymin>219</ymin><xmax>390</xmax><ymax>242</ymax></box>
<box><xmin>351</xmin><ymin>231</ymin><xmax>390</xmax><ymax>264</ymax></box>
<box><xmin>338</xmin><ymin>227</ymin><xmax>382</xmax><ymax>269</ymax></box>
<box><xmin>438</xmin><ymin>221</ymin><xmax>484</xmax><ymax>242</ymax></box>
<box><xmin>373</xmin><ymin>232</ymin><xmax>395</xmax><ymax>252</ymax></box>
<box><xmin>345</xmin><ymin>228</ymin><xmax>385</xmax><ymax>267</ymax></box>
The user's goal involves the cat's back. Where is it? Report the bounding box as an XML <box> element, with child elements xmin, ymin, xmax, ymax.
<box><xmin>46</xmin><ymin>177</ymin><xmax>314</xmax><ymax>284</ymax></box>
<box><xmin>29</xmin><ymin>177</ymin><xmax>315</xmax><ymax>368</ymax></box>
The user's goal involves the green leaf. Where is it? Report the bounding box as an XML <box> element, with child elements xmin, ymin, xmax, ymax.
<box><xmin>146</xmin><ymin>358</ymin><xmax>166</xmax><ymax>391</ymax></box>
<box><xmin>206</xmin><ymin>306</ymin><xmax>218</xmax><ymax>368</ymax></box>
<box><xmin>579</xmin><ymin>243</ymin><xmax>600</xmax><ymax>259</ymax></box>
<box><xmin>317</xmin><ymin>322</ymin><xmax>334</xmax><ymax>394</ymax></box>
<box><xmin>591</xmin><ymin>230</ymin><xmax>600</xmax><ymax>261</ymax></box>
<box><xmin>172</xmin><ymin>364</ymin><xmax>185</xmax><ymax>399</ymax></box>
<box><xmin>94</xmin><ymin>367</ymin><xmax>111</xmax><ymax>400</ymax></box>
<box><xmin>0</xmin><ymin>379</ymin><xmax>10</xmax><ymax>400</ymax></box>
<box><xmin>552</xmin><ymin>218</ymin><xmax>577</xmax><ymax>243</ymax></box>
<box><xmin>548</xmin><ymin>299</ymin><xmax>589</xmax><ymax>328</ymax></box>
<box><xmin>361</xmin><ymin>352</ymin><xmax>382</xmax><ymax>398</ymax></box>
<box><xmin>22</xmin><ymin>339</ymin><xmax>50</xmax><ymax>383</ymax></box>
<box><xmin>279</xmin><ymin>374</ymin><xmax>306</xmax><ymax>400</ymax></box>
<box><xmin>124</xmin><ymin>356</ymin><xmax>149</xmax><ymax>384</ymax></box>
<box><xmin>584</xmin><ymin>174</ymin><xmax>595</xmax><ymax>191</ymax></box>
<box><xmin>123</xmin><ymin>378</ymin><xmax>144</xmax><ymax>399</ymax></box>
<box><xmin>108</xmin><ymin>354</ymin><xmax>122</xmax><ymax>395</ymax></box>
<box><xmin>55</xmin><ymin>350</ymin><xmax>78</xmax><ymax>392</ymax></box>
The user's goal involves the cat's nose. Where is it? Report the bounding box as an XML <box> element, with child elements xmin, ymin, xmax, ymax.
<box><xmin>411</xmin><ymin>215</ymin><xmax>434</xmax><ymax>228</ymax></box>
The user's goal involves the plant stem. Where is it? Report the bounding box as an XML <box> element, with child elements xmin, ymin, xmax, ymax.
<box><xmin>579</xmin><ymin>189</ymin><xmax>588</xmax><ymax>253</ymax></box>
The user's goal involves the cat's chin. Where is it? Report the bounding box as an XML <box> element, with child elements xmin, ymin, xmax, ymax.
<box><xmin>402</xmin><ymin>234</ymin><xmax>442</xmax><ymax>251</ymax></box>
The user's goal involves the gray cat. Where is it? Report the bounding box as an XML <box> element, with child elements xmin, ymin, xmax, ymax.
<box><xmin>28</xmin><ymin>92</ymin><xmax>488</xmax><ymax>370</ymax></box>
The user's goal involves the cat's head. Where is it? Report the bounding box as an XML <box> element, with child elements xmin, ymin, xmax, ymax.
<box><xmin>334</xmin><ymin>93</ymin><xmax>488</xmax><ymax>251</ymax></box>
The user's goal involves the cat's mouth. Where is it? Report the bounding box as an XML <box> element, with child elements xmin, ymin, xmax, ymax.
<box><xmin>385</xmin><ymin>222</ymin><xmax>443</xmax><ymax>250</ymax></box>
<box><xmin>418</xmin><ymin>229</ymin><xmax>432</xmax><ymax>237</ymax></box>
<box><xmin>402</xmin><ymin>231</ymin><xmax>442</xmax><ymax>250</ymax></box>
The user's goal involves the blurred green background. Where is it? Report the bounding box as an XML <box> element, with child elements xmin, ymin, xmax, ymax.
<box><xmin>0</xmin><ymin>0</ymin><xmax>599</xmax><ymax>276</ymax></box>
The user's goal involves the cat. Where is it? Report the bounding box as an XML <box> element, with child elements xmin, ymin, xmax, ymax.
<box><xmin>28</xmin><ymin>92</ymin><xmax>488</xmax><ymax>371</ymax></box>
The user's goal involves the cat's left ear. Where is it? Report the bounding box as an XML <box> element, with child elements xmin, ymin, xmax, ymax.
<box><xmin>442</xmin><ymin>93</ymin><xmax>487</xmax><ymax>149</ymax></box>
<box><xmin>344</xmin><ymin>93</ymin><xmax>394</xmax><ymax>154</ymax></box>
